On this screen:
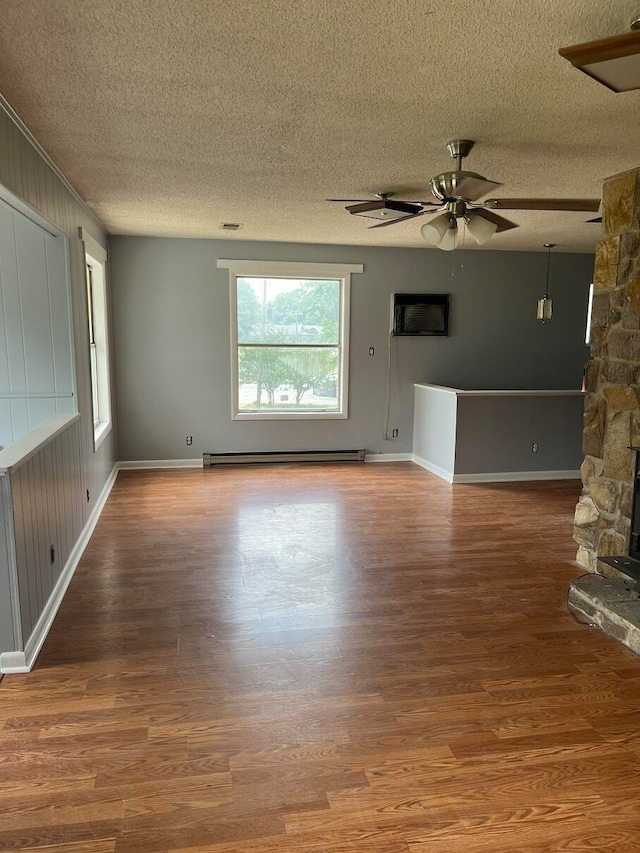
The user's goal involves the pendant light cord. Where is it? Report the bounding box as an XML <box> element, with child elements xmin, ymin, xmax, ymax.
<box><xmin>544</xmin><ymin>244</ymin><xmax>551</xmax><ymax>297</ymax></box>
<box><xmin>543</xmin><ymin>242</ymin><xmax>556</xmax><ymax>297</ymax></box>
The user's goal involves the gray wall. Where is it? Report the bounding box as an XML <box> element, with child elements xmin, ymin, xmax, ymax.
<box><xmin>110</xmin><ymin>236</ymin><xmax>593</xmax><ymax>460</ymax></box>
<box><xmin>455</xmin><ymin>394</ymin><xmax>585</xmax><ymax>475</ymax></box>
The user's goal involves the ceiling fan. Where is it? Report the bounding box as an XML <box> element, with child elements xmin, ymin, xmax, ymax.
<box><xmin>327</xmin><ymin>140</ymin><xmax>601</xmax><ymax>250</ymax></box>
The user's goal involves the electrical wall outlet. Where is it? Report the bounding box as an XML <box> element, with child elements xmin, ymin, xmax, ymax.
<box><xmin>186</xmin><ymin>435</ymin><xmax>193</xmax><ymax>446</ymax></box>
<box><xmin>392</xmin><ymin>428</ymin><xmax>399</xmax><ymax>438</ymax></box>
<box><xmin>368</xmin><ymin>347</ymin><xmax>375</xmax><ymax>356</ymax></box>
<box><xmin>532</xmin><ymin>442</ymin><xmax>539</xmax><ymax>454</ymax></box>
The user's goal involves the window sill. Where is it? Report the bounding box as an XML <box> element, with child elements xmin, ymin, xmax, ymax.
<box><xmin>233</xmin><ymin>411</ymin><xmax>348</xmax><ymax>421</ymax></box>
<box><xmin>94</xmin><ymin>420</ymin><xmax>112</xmax><ymax>451</ymax></box>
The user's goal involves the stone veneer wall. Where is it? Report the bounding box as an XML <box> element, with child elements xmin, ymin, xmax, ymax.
<box><xmin>574</xmin><ymin>168</ymin><xmax>640</xmax><ymax>572</ymax></box>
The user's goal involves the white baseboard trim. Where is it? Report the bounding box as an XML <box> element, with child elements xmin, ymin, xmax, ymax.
<box><xmin>118</xmin><ymin>459</ymin><xmax>203</xmax><ymax>470</ymax></box>
<box><xmin>0</xmin><ymin>464</ymin><xmax>119</xmax><ymax>674</ymax></box>
<box><xmin>365</xmin><ymin>453</ymin><xmax>413</xmax><ymax>463</ymax></box>
<box><xmin>411</xmin><ymin>454</ymin><xmax>454</xmax><ymax>482</ymax></box>
<box><xmin>0</xmin><ymin>651</ymin><xmax>26</xmax><ymax>672</ymax></box>
<box><xmin>451</xmin><ymin>469</ymin><xmax>581</xmax><ymax>484</ymax></box>
<box><xmin>410</xmin><ymin>455</ymin><xmax>580</xmax><ymax>484</ymax></box>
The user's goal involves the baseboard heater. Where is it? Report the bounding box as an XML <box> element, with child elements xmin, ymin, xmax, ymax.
<box><xmin>203</xmin><ymin>449</ymin><xmax>365</xmax><ymax>466</ymax></box>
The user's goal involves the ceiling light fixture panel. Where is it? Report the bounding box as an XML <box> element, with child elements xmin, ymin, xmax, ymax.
<box><xmin>346</xmin><ymin>199</ymin><xmax>422</xmax><ymax>221</ymax></box>
<box><xmin>559</xmin><ymin>20</ymin><xmax>640</xmax><ymax>92</ymax></box>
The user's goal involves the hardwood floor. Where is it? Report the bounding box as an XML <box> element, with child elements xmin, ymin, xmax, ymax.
<box><xmin>2</xmin><ymin>464</ymin><xmax>640</xmax><ymax>851</ymax></box>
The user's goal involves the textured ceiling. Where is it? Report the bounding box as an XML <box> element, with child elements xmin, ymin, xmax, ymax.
<box><xmin>0</xmin><ymin>0</ymin><xmax>639</xmax><ymax>251</ymax></box>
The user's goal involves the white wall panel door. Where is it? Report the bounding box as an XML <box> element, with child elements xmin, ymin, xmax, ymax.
<box><xmin>0</xmin><ymin>197</ymin><xmax>74</xmax><ymax>448</ymax></box>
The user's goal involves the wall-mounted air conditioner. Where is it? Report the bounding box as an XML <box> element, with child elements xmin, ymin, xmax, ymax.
<box><xmin>392</xmin><ymin>293</ymin><xmax>450</xmax><ymax>336</ymax></box>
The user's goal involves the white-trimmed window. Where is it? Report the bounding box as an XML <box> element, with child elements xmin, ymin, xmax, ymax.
<box><xmin>218</xmin><ymin>260</ymin><xmax>362</xmax><ymax>420</ymax></box>
<box><xmin>585</xmin><ymin>281</ymin><xmax>594</xmax><ymax>345</ymax></box>
<box><xmin>80</xmin><ymin>228</ymin><xmax>111</xmax><ymax>449</ymax></box>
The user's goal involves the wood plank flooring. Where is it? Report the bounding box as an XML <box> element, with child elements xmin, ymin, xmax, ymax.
<box><xmin>2</xmin><ymin>464</ymin><xmax>640</xmax><ymax>851</ymax></box>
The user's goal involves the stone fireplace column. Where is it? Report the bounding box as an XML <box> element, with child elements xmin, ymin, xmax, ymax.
<box><xmin>574</xmin><ymin>168</ymin><xmax>640</xmax><ymax>573</ymax></box>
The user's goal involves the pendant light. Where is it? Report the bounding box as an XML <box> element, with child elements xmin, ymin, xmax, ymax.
<box><xmin>536</xmin><ymin>243</ymin><xmax>556</xmax><ymax>323</ymax></box>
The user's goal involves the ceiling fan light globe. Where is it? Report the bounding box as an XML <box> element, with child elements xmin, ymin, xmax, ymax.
<box><xmin>439</xmin><ymin>224</ymin><xmax>458</xmax><ymax>252</ymax></box>
<box><xmin>421</xmin><ymin>213</ymin><xmax>451</xmax><ymax>246</ymax></box>
<box><xmin>466</xmin><ymin>212</ymin><xmax>498</xmax><ymax>245</ymax></box>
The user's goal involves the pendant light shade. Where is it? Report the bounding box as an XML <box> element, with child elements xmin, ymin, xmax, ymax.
<box><xmin>421</xmin><ymin>213</ymin><xmax>452</xmax><ymax>246</ymax></box>
<box><xmin>465</xmin><ymin>211</ymin><xmax>498</xmax><ymax>245</ymax></box>
<box><xmin>537</xmin><ymin>296</ymin><xmax>553</xmax><ymax>322</ymax></box>
<box><xmin>537</xmin><ymin>243</ymin><xmax>555</xmax><ymax>323</ymax></box>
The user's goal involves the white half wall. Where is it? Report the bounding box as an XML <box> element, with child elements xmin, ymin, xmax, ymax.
<box><xmin>413</xmin><ymin>384</ymin><xmax>584</xmax><ymax>483</ymax></box>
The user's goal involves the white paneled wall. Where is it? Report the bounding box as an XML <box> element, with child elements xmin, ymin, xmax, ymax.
<box><xmin>10</xmin><ymin>417</ymin><xmax>83</xmax><ymax>645</ymax></box>
<box><xmin>0</xmin><ymin>98</ymin><xmax>116</xmax><ymax>670</ymax></box>
<box><xmin>0</xmin><ymin>198</ymin><xmax>74</xmax><ymax>449</ymax></box>
<box><xmin>0</xmin><ymin>99</ymin><xmax>115</xmax><ymax>516</ymax></box>
<box><xmin>0</xmin><ymin>414</ymin><xmax>94</xmax><ymax>671</ymax></box>
<box><xmin>0</xmin><ymin>474</ymin><xmax>17</xmax><ymax>654</ymax></box>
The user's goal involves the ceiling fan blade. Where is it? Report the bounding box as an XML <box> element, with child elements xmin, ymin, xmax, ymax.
<box><xmin>473</xmin><ymin>209</ymin><xmax>519</xmax><ymax>233</ymax></box>
<box><xmin>485</xmin><ymin>197</ymin><xmax>601</xmax><ymax>212</ymax></box>
<box><xmin>368</xmin><ymin>211</ymin><xmax>429</xmax><ymax>229</ymax></box>
<box><xmin>327</xmin><ymin>197</ymin><xmax>441</xmax><ymax>206</ymax></box>
<box><xmin>451</xmin><ymin>175</ymin><xmax>502</xmax><ymax>202</ymax></box>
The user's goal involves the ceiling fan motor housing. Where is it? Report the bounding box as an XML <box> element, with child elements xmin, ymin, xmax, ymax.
<box><xmin>430</xmin><ymin>171</ymin><xmax>496</xmax><ymax>202</ymax></box>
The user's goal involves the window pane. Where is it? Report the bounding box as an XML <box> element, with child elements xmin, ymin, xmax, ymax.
<box><xmin>237</xmin><ymin>278</ymin><xmax>339</xmax><ymax>345</ymax></box>
<box><xmin>86</xmin><ymin>264</ymin><xmax>95</xmax><ymax>344</ymax></box>
<box><xmin>238</xmin><ymin>346</ymin><xmax>339</xmax><ymax>411</ymax></box>
<box><xmin>90</xmin><ymin>343</ymin><xmax>99</xmax><ymax>425</ymax></box>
